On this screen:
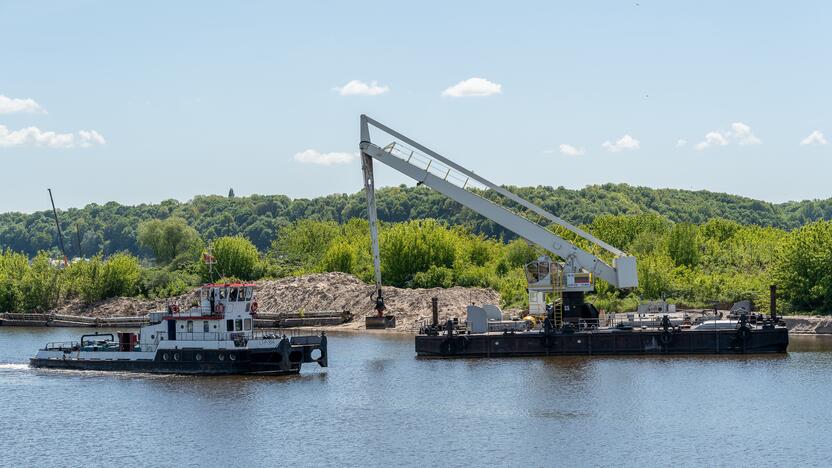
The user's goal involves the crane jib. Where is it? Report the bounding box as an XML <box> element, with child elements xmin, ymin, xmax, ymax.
<box><xmin>358</xmin><ymin>115</ymin><xmax>638</xmax><ymax>290</ymax></box>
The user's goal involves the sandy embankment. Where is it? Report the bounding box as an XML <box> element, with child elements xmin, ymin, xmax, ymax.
<box><xmin>47</xmin><ymin>272</ymin><xmax>500</xmax><ymax>332</ymax></box>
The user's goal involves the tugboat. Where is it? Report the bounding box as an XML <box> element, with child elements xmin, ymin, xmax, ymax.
<box><xmin>30</xmin><ymin>283</ymin><xmax>327</xmax><ymax>375</ymax></box>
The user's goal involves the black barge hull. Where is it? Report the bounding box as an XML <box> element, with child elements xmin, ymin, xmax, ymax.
<box><xmin>415</xmin><ymin>328</ymin><xmax>789</xmax><ymax>357</ymax></box>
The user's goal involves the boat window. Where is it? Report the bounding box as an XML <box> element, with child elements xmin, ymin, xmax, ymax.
<box><xmin>226</xmin><ymin>319</ymin><xmax>234</xmax><ymax>332</ymax></box>
<box><xmin>526</xmin><ymin>263</ymin><xmax>539</xmax><ymax>282</ymax></box>
<box><xmin>244</xmin><ymin>318</ymin><xmax>251</xmax><ymax>330</ymax></box>
<box><xmin>219</xmin><ymin>288</ymin><xmax>227</xmax><ymax>300</ymax></box>
<box><xmin>230</xmin><ymin>287</ymin><xmax>238</xmax><ymax>302</ymax></box>
<box><xmin>187</xmin><ymin>321</ymin><xmax>193</xmax><ymax>332</ymax></box>
<box><xmin>203</xmin><ymin>321</ymin><xmax>209</xmax><ymax>333</ymax></box>
<box><xmin>245</xmin><ymin>287</ymin><xmax>253</xmax><ymax>301</ymax></box>
<box><xmin>235</xmin><ymin>319</ymin><xmax>242</xmax><ymax>331</ymax></box>
<box><xmin>236</xmin><ymin>287</ymin><xmax>243</xmax><ymax>301</ymax></box>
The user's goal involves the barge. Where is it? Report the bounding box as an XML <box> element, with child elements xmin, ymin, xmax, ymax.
<box><xmin>416</xmin><ymin>311</ymin><xmax>788</xmax><ymax>357</ymax></box>
<box><xmin>30</xmin><ymin>283</ymin><xmax>327</xmax><ymax>375</ymax></box>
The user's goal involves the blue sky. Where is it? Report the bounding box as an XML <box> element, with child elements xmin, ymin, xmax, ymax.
<box><xmin>1</xmin><ymin>0</ymin><xmax>830</xmax><ymax>212</ymax></box>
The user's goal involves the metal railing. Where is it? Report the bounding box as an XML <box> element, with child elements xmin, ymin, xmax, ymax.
<box><xmin>381</xmin><ymin>140</ymin><xmax>574</xmax><ymax>236</ymax></box>
<box><xmin>383</xmin><ymin>141</ymin><xmax>488</xmax><ymax>192</ymax></box>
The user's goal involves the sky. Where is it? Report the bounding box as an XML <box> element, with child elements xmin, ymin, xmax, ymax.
<box><xmin>1</xmin><ymin>0</ymin><xmax>830</xmax><ymax>213</ymax></box>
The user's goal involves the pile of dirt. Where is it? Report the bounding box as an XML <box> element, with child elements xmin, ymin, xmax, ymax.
<box><xmin>782</xmin><ymin>316</ymin><xmax>832</xmax><ymax>334</ymax></box>
<box><xmin>46</xmin><ymin>272</ymin><xmax>501</xmax><ymax>331</ymax></box>
<box><xmin>51</xmin><ymin>296</ymin><xmax>187</xmax><ymax>318</ymax></box>
<box><xmin>254</xmin><ymin>272</ymin><xmax>501</xmax><ymax>331</ymax></box>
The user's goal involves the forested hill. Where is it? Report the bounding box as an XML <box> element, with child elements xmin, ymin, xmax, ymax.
<box><xmin>2</xmin><ymin>183</ymin><xmax>831</xmax><ymax>258</ymax></box>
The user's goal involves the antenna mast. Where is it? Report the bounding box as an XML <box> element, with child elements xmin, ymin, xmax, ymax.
<box><xmin>48</xmin><ymin>188</ymin><xmax>69</xmax><ymax>266</ymax></box>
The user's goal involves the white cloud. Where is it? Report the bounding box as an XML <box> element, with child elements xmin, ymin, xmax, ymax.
<box><xmin>559</xmin><ymin>144</ymin><xmax>585</xmax><ymax>156</ymax></box>
<box><xmin>78</xmin><ymin>130</ymin><xmax>106</xmax><ymax>147</ymax></box>
<box><xmin>695</xmin><ymin>122</ymin><xmax>760</xmax><ymax>150</ymax></box>
<box><xmin>695</xmin><ymin>131</ymin><xmax>729</xmax><ymax>150</ymax></box>
<box><xmin>676</xmin><ymin>139</ymin><xmax>687</xmax><ymax>148</ymax></box>
<box><xmin>332</xmin><ymin>80</ymin><xmax>390</xmax><ymax>96</ymax></box>
<box><xmin>731</xmin><ymin>122</ymin><xmax>761</xmax><ymax>145</ymax></box>
<box><xmin>293</xmin><ymin>149</ymin><xmax>357</xmax><ymax>166</ymax></box>
<box><xmin>0</xmin><ymin>94</ymin><xmax>46</xmax><ymax>114</ymax></box>
<box><xmin>441</xmin><ymin>77</ymin><xmax>502</xmax><ymax>97</ymax></box>
<box><xmin>0</xmin><ymin>125</ymin><xmax>105</xmax><ymax>149</ymax></box>
<box><xmin>602</xmin><ymin>134</ymin><xmax>640</xmax><ymax>153</ymax></box>
<box><xmin>800</xmin><ymin>130</ymin><xmax>827</xmax><ymax>146</ymax></box>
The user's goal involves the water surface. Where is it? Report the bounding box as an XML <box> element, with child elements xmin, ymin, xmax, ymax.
<box><xmin>1</xmin><ymin>328</ymin><xmax>830</xmax><ymax>467</ymax></box>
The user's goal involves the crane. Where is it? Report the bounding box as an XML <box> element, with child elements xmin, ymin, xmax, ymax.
<box><xmin>359</xmin><ymin>115</ymin><xmax>638</xmax><ymax>328</ymax></box>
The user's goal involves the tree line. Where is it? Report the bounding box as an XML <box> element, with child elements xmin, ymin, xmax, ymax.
<box><xmin>1</xmin><ymin>210</ymin><xmax>832</xmax><ymax>314</ymax></box>
<box><xmin>3</xmin><ymin>183</ymin><xmax>832</xmax><ymax>259</ymax></box>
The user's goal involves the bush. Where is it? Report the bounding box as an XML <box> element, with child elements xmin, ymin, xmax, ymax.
<box><xmin>380</xmin><ymin>220</ymin><xmax>457</xmax><ymax>287</ymax></box>
<box><xmin>0</xmin><ymin>250</ymin><xmax>28</xmax><ymax>312</ymax></box>
<box><xmin>455</xmin><ymin>265</ymin><xmax>495</xmax><ymax>288</ymax></box>
<box><xmin>505</xmin><ymin>239</ymin><xmax>538</xmax><ymax>267</ymax></box>
<box><xmin>22</xmin><ymin>252</ymin><xmax>63</xmax><ymax>312</ymax></box>
<box><xmin>272</xmin><ymin>219</ymin><xmax>340</xmax><ymax>269</ymax></box>
<box><xmin>67</xmin><ymin>253</ymin><xmax>141</xmax><ymax>304</ymax></box>
<box><xmin>204</xmin><ymin>236</ymin><xmax>260</xmax><ymax>281</ymax></box>
<box><xmin>320</xmin><ymin>240</ymin><xmax>357</xmax><ymax>274</ymax></box>
<box><xmin>412</xmin><ymin>265</ymin><xmax>455</xmax><ymax>288</ymax></box>
<box><xmin>139</xmin><ymin>268</ymin><xmax>200</xmax><ymax>299</ymax></box>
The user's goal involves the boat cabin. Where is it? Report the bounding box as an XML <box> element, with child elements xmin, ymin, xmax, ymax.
<box><xmin>137</xmin><ymin>283</ymin><xmax>259</xmax><ymax>350</ymax></box>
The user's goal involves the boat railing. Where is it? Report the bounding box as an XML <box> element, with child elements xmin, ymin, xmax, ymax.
<box><xmin>252</xmin><ymin>328</ymin><xmax>323</xmax><ymax>339</ymax></box>
<box><xmin>43</xmin><ymin>341</ymin><xmax>80</xmax><ymax>351</ymax></box>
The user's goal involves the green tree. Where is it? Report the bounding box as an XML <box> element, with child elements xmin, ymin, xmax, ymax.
<box><xmin>505</xmin><ymin>239</ymin><xmax>538</xmax><ymax>267</ymax></box>
<box><xmin>412</xmin><ymin>265</ymin><xmax>455</xmax><ymax>288</ymax></box>
<box><xmin>774</xmin><ymin>220</ymin><xmax>832</xmax><ymax>313</ymax></box>
<box><xmin>67</xmin><ymin>253</ymin><xmax>141</xmax><ymax>304</ymax></box>
<box><xmin>380</xmin><ymin>219</ymin><xmax>457</xmax><ymax>287</ymax></box>
<box><xmin>320</xmin><ymin>240</ymin><xmax>357</xmax><ymax>274</ymax></box>
<box><xmin>137</xmin><ymin>217</ymin><xmax>202</xmax><ymax>266</ymax></box>
<box><xmin>0</xmin><ymin>249</ymin><xmax>28</xmax><ymax>312</ymax></box>
<box><xmin>667</xmin><ymin>223</ymin><xmax>700</xmax><ymax>267</ymax></box>
<box><xmin>22</xmin><ymin>252</ymin><xmax>64</xmax><ymax>311</ymax></box>
<box><xmin>272</xmin><ymin>219</ymin><xmax>340</xmax><ymax>269</ymax></box>
<box><xmin>206</xmin><ymin>236</ymin><xmax>260</xmax><ymax>281</ymax></box>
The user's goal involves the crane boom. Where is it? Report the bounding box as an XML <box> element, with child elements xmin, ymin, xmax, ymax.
<box><xmin>359</xmin><ymin>115</ymin><xmax>638</xmax><ymax>289</ymax></box>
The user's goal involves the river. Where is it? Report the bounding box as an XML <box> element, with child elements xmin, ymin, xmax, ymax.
<box><xmin>1</xmin><ymin>327</ymin><xmax>831</xmax><ymax>467</ymax></box>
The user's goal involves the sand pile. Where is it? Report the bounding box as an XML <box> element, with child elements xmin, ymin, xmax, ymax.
<box><xmin>46</xmin><ymin>272</ymin><xmax>501</xmax><ymax>331</ymax></box>
<box><xmin>782</xmin><ymin>316</ymin><xmax>832</xmax><ymax>334</ymax></box>
<box><xmin>52</xmin><ymin>296</ymin><xmax>191</xmax><ymax>318</ymax></box>
<box><xmin>255</xmin><ymin>272</ymin><xmax>500</xmax><ymax>331</ymax></box>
